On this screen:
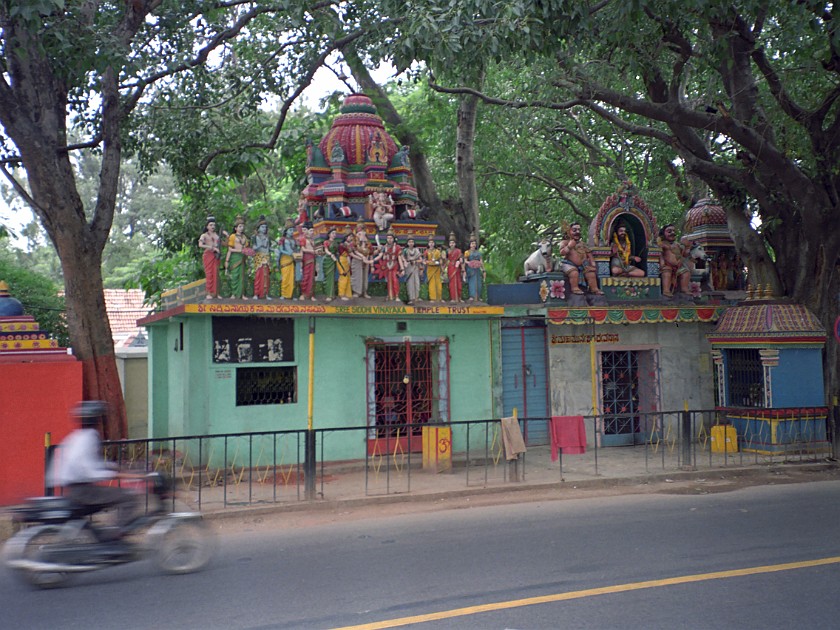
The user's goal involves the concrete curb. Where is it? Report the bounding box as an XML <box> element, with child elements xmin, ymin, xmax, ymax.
<box><xmin>2</xmin><ymin>460</ymin><xmax>836</xmax><ymax>538</ymax></box>
<box><xmin>198</xmin><ymin>460</ymin><xmax>839</xmax><ymax>522</ymax></box>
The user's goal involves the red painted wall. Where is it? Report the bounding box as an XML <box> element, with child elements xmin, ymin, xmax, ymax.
<box><xmin>0</xmin><ymin>361</ymin><xmax>82</xmax><ymax>505</ymax></box>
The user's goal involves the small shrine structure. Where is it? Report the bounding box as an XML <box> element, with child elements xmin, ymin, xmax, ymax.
<box><xmin>681</xmin><ymin>198</ymin><xmax>746</xmax><ymax>292</ymax></box>
<box><xmin>707</xmin><ymin>291</ymin><xmax>828</xmax><ymax>453</ymax></box>
<box><xmin>0</xmin><ymin>281</ymin><xmax>81</xmax><ymax>505</ymax></box>
<box><xmin>587</xmin><ymin>183</ymin><xmax>663</xmax><ymax>300</ymax></box>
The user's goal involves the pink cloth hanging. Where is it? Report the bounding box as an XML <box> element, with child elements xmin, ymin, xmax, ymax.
<box><xmin>550</xmin><ymin>416</ymin><xmax>586</xmax><ymax>460</ymax></box>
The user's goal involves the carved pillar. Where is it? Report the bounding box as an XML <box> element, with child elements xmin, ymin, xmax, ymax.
<box><xmin>711</xmin><ymin>349</ymin><xmax>725</xmax><ymax>405</ymax></box>
<box><xmin>759</xmin><ymin>349</ymin><xmax>780</xmax><ymax>408</ymax></box>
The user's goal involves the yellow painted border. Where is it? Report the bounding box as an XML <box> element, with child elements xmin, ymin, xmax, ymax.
<box><xmin>182</xmin><ymin>303</ymin><xmax>504</xmax><ymax>316</ymax></box>
<box><xmin>335</xmin><ymin>556</ymin><xmax>840</xmax><ymax>629</ymax></box>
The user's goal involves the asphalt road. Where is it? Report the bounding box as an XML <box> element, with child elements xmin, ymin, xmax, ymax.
<box><xmin>3</xmin><ymin>479</ymin><xmax>840</xmax><ymax>629</ymax></box>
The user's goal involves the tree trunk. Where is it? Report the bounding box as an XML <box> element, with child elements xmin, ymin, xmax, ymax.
<box><xmin>456</xmin><ymin>93</ymin><xmax>480</xmax><ymax>240</ymax></box>
<box><xmin>0</xmin><ymin>9</ymin><xmax>129</xmax><ymax>439</ymax></box>
<box><xmin>60</xmin><ymin>237</ymin><xmax>128</xmax><ymax>441</ymax></box>
<box><xmin>24</xmin><ymin>167</ymin><xmax>128</xmax><ymax>440</ymax></box>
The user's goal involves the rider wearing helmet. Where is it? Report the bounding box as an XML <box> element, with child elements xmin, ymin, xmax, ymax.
<box><xmin>47</xmin><ymin>401</ymin><xmax>136</xmax><ymax>535</ymax></box>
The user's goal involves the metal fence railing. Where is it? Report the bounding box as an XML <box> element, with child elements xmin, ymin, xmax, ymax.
<box><xmin>44</xmin><ymin>406</ymin><xmax>837</xmax><ymax>512</ymax></box>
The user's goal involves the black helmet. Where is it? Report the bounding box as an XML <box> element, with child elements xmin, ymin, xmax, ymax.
<box><xmin>72</xmin><ymin>400</ymin><xmax>108</xmax><ymax>427</ymax></box>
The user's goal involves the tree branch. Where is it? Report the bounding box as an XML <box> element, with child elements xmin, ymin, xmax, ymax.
<box><xmin>0</xmin><ymin>164</ymin><xmax>41</xmax><ymax>214</ymax></box>
<box><xmin>429</xmin><ymin>75</ymin><xmax>586</xmax><ymax>111</ymax></box>
<box><xmin>196</xmin><ymin>26</ymin><xmax>370</xmax><ymax>171</ymax></box>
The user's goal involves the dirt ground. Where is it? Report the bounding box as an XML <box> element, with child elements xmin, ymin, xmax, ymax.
<box><xmin>207</xmin><ymin>463</ymin><xmax>840</xmax><ymax>536</ymax></box>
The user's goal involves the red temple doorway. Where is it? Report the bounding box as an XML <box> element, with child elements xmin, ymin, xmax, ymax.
<box><xmin>365</xmin><ymin>340</ymin><xmax>450</xmax><ymax>454</ymax></box>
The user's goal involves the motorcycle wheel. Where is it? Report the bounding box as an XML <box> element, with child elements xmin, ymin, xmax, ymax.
<box><xmin>151</xmin><ymin>517</ymin><xmax>213</xmax><ymax>575</ymax></box>
<box><xmin>11</xmin><ymin>525</ymin><xmax>93</xmax><ymax>589</ymax></box>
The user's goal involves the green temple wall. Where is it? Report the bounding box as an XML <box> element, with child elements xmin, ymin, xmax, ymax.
<box><xmin>146</xmin><ymin>314</ymin><xmax>501</xmax><ymax>463</ymax></box>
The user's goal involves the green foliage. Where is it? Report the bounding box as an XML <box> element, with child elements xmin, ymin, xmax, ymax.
<box><xmin>144</xmin><ymin>103</ymin><xmax>332</xmax><ymax>293</ymax></box>
<box><xmin>134</xmin><ymin>245</ymin><xmax>199</xmax><ymax>307</ymax></box>
<box><xmin>372</xmin><ymin>0</ymin><xmax>840</xmax><ymax>302</ymax></box>
<box><xmin>0</xmin><ymin>238</ymin><xmax>69</xmax><ymax>346</ymax></box>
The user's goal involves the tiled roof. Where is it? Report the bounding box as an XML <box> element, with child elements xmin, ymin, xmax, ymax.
<box><xmin>104</xmin><ymin>289</ymin><xmax>151</xmax><ymax>342</ymax></box>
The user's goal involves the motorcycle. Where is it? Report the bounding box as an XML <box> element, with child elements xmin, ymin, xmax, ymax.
<box><xmin>3</xmin><ymin>472</ymin><xmax>213</xmax><ymax>589</ymax></box>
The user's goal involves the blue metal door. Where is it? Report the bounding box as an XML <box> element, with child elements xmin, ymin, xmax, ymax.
<box><xmin>501</xmin><ymin>323</ymin><xmax>549</xmax><ymax>445</ymax></box>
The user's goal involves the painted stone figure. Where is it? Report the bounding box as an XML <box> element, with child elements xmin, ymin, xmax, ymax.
<box><xmin>464</xmin><ymin>235</ymin><xmax>485</xmax><ymax>301</ymax></box>
<box><xmin>610</xmin><ymin>222</ymin><xmax>644</xmax><ymax>277</ymax></box>
<box><xmin>523</xmin><ymin>238</ymin><xmax>552</xmax><ymax>276</ymax></box>
<box><xmin>557</xmin><ymin>222</ymin><xmax>603</xmax><ymax>296</ymax></box>
<box><xmin>322</xmin><ymin>228</ymin><xmax>341</xmax><ymax>302</ymax></box>
<box><xmin>299</xmin><ymin>224</ymin><xmax>317</xmax><ymax>301</ymax></box>
<box><xmin>400</xmin><ymin>203</ymin><xmax>426</xmax><ymax>221</ymax></box>
<box><xmin>337</xmin><ymin>231</ymin><xmax>353</xmax><ymax>300</ymax></box>
<box><xmin>446</xmin><ymin>232</ymin><xmax>464</xmax><ymax>303</ymax></box>
<box><xmin>378</xmin><ymin>230</ymin><xmax>404</xmax><ymax>301</ymax></box>
<box><xmin>424</xmin><ymin>237</ymin><xmax>443</xmax><ymax>302</ymax></box>
<box><xmin>252</xmin><ymin>216</ymin><xmax>272</xmax><ymax>298</ymax></box>
<box><xmin>351</xmin><ymin>223</ymin><xmax>373</xmax><ymax>298</ymax></box>
<box><xmin>333</xmin><ymin>203</ymin><xmax>358</xmax><ymax>220</ymax></box>
<box><xmin>225</xmin><ymin>216</ymin><xmax>249</xmax><ymax>299</ymax></box>
<box><xmin>395</xmin><ymin>144</ymin><xmax>411</xmax><ymax>168</ymax></box>
<box><xmin>198</xmin><ymin>216</ymin><xmax>222</xmax><ymax>299</ymax></box>
<box><xmin>276</xmin><ymin>220</ymin><xmax>298</xmax><ymax>299</ymax></box>
<box><xmin>294</xmin><ymin>195</ymin><xmax>309</xmax><ymax>226</ymax></box>
<box><xmin>401</xmin><ymin>237</ymin><xmax>422</xmax><ymax>304</ymax></box>
<box><xmin>370</xmin><ymin>191</ymin><xmax>395</xmax><ymax>232</ymax></box>
<box><xmin>658</xmin><ymin>224</ymin><xmax>691</xmax><ymax>296</ymax></box>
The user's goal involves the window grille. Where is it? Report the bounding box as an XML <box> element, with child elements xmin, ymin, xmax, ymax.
<box><xmin>236</xmin><ymin>366</ymin><xmax>297</xmax><ymax>406</ymax></box>
<box><xmin>725</xmin><ymin>348</ymin><xmax>763</xmax><ymax>407</ymax></box>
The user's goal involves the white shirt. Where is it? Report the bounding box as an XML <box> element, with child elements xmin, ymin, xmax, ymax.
<box><xmin>48</xmin><ymin>428</ymin><xmax>117</xmax><ymax>487</ymax></box>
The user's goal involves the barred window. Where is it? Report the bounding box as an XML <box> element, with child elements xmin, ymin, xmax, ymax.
<box><xmin>725</xmin><ymin>348</ymin><xmax>763</xmax><ymax>407</ymax></box>
<box><xmin>236</xmin><ymin>366</ymin><xmax>297</xmax><ymax>406</ymax></box>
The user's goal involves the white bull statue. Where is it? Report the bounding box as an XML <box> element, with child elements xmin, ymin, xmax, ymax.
<box><xmin>524</xmin><ymin>239</ymin><xmax>553</xmax><ymax>276</ymax></box>
<box><xmin>688</xmin><ymin>241</ymin><xmax>713</xmax><ymax>291</ymax></box>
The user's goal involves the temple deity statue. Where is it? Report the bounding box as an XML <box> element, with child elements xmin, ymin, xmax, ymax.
<box><xmin>337</xmin><ymin>230</ymin><xmax>353</xmax><ymax>300</ymax></box>
<box><xmin>370</xmin><ymin>191</ymin><xmax>395</xmax><ymax>232</ymax></box>
<box><xmin>198</xmin><ymin>216</ymin><xmax>223</xmax><ymax>299</ymax></box>
<box><xmin>609</xmin><ymin>221</ymin><xmax>645</xmax><ymax>277</ymax></box>
<box><xmin>464</xmin><ymin>234</ymin><xmax>485</xmax><ymax>301</ymax></box>
<box><xmin>276</xmin><ymin>219</ymin><xmax>298</xmax><ymax>299</ymax></box>
<box><xmin>446</xmin><ymin>232</ymin><xmax>464</xmax><ymax>303</ymax></box>
<box><xmin>351</xmin><ymin>223</ymin><xmax>373</xmax><ymax>298</ymax></box>
<box><xmin>299</xmin><ymin>224</ymin><xmax>317</xmax><ymax>300</ymax></box>
<box><xmin>322</xmin><ymin>228</ymin><xmax>341</xmax><ymax>302</ymax></box>
<box><xmin>225</xmin><ymin>216</ymin><xmax>250</xmax><ymax>299</ymax></box>
<box><xmin>424</xmin><ymin>237</ymin><xmax>443</xmax><ymax>302</ymax></box>
<box><xmin>658</xmin><ymin>224</ymin><xmax>691</xmax><ymax>296</ymax></box>
<box><xmin>556</xmin><ymin>222</ymin><xmax>603</xmax><ymax>295</ymax></box>
<box><xmin>252</xmin><ymin>216</ymin><xmax>272</xmax><ymax>299</ymax></box>
<box><xmin>401</xmin><ymin>237</ymin><xmax>422</xmax><ymax>304</ymax></box>
<box><xmin>376</xmin><ymin>229</ymin><xmax>404</xmax><ymax>301</ymax></box>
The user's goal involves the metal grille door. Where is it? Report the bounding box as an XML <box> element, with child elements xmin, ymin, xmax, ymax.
<box><xmin>366</xmin><ymin>341</ymin><xmax>450</xmax><ymax>453</ymax></box>
<box><xmin>600</xmin><ymin>350</ymin><xmax>660</xmax><ymax>446</ymax></box>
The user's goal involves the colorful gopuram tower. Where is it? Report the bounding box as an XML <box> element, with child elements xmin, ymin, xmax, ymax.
<box><xmin>302</xmin><ymin>93</ymin><xmax>436</xmax><ymax>243</ymax></box>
